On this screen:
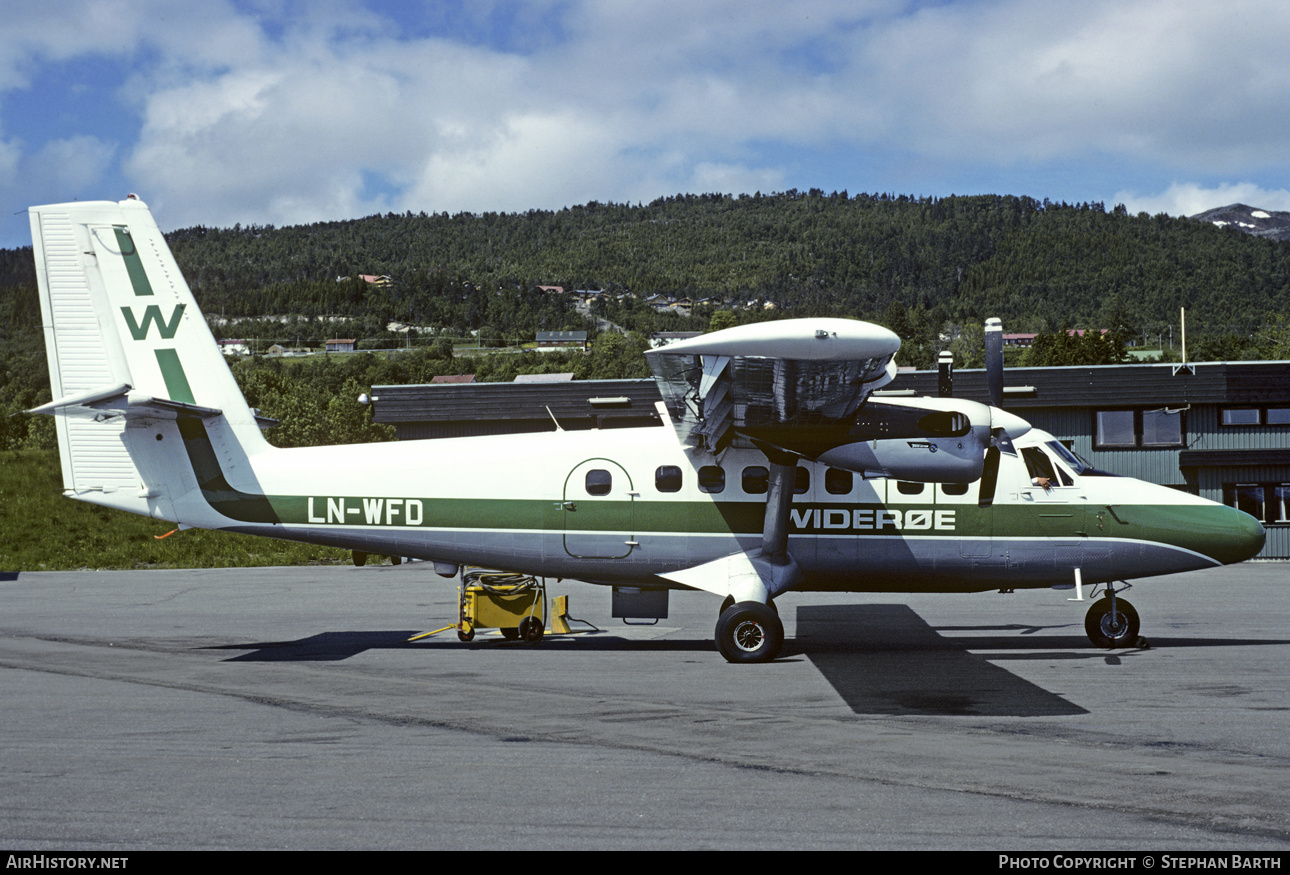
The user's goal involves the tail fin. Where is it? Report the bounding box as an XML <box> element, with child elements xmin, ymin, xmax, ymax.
<box><xmin>28</xmin><ymin>196</ymin><xmax>267</xmax><ymax>517</ymax></box>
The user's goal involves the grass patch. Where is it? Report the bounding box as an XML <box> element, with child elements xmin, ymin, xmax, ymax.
<box><xmin>0</xmin><ymin>449</ymin><xmax>349</xmax><ymax>571</ymax></box>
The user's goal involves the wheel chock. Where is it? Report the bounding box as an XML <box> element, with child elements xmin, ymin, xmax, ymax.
<box><xmin>550</xmin><ymin>595</ymin><xmax>572</xmax><ymax>634</ymax></box>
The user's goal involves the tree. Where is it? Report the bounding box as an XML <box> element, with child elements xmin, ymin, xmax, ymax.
<box><xmin>707</xmin><ymin>310</ymin><xmax>738</xmax><ymax>333</ymax></box>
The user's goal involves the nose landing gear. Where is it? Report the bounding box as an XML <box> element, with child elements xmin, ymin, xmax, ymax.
<box><xmin>1085</xmin><ymin>588</ymin><xmax>1141</xmax><ymax>648</ymax></box>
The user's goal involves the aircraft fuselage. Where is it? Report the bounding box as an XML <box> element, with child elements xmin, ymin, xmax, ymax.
<box><xmin>146</xmin><ymin>417</ymin><xmax>1264</xmax><ymax>594</ymax></box>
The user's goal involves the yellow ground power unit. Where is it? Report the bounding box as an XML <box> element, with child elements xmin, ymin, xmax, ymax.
<box><xmin>457</xmin><ymin>570</ymin><xmax>546</xmax><ymax>643</ymax></box>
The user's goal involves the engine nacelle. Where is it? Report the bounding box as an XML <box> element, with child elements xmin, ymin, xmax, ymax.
<box><xmin>816</xmin><ymin>426</ymin><xmax>992</xmax><ymax>483</ymax></box>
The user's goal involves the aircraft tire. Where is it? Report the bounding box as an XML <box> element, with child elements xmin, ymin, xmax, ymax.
<box><xmin>500</xmin><ymin>627</ymin><xmax>520</xmax><ymax>641</ymax></box>
<box><xmin>1085</xmin><ymin>595</ymin><xmax>1140</xmax><ymax>648</ymax></box>
<box><xmin>519</xmin><ymin>616</ymin><xmax>544</xmax><ymax>645</ymax></box>
<box><xmin>719</xmin><ymin>595</ymin><xmax>777</xmax><ymax>616</ymax></box>
<box><xmin>352</xmin><ymin>550</ymin><xmax>368</xmax><ymax>567</ymax></box>
<box><xmin>715</xmin><ymin>601</ymin><xmax>783</xmax><ymax>663</ymax></box>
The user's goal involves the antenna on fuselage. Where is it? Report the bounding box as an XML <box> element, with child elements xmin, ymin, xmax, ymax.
<box><xmin>545</xmin><ymin>406</ymin><xmax>564</xmax><ymax>432</ymax></box>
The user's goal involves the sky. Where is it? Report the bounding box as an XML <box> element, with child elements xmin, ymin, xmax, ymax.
<box><xmin>3</xmin><ymin>0</ymin><xmax>1290</xmax><ymax>249</ymax></box>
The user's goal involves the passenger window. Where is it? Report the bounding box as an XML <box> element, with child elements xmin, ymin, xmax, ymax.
<box><xmin>585</xmin><ymin>469</ymin><xmax>612</xmax><ymax>496</ymax></box>
<box><xmin>698</xmin><ymin>465</ymin><xmax>725</xmax><ymax>494</ymax></box>
<box><xmin>825</xmin><ymin>468</ymin><xmax>852</xmax><ymax>495</ymax></box>
<box><xmin>655</xmin><ymin>465</ymin><xmax>682</xmax><ymax>493</ymax></box>
<box><xmin>941</xmin><ymin>483</ymin><xmax>969</xmax><ymax>496</ymax></box>
<box><xmin>896</xmin><ymin>481</ymin><xmax>924</xmax><ymax>495</ymax></box>
<box><xmin>794</xmin><ymin>467</ymin><xmax>810</xmax><ymax>495</ymax></box>
<box><xmin>742</xmin><ymin>466</ymin><xmax>769</xmax><ymax>495</ymax></box>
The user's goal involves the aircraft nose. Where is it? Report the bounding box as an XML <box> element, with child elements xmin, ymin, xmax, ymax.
<box><xmin>1208</xmin><ymin>504</ymin><xmax>1266</xmax><ymax>565</ymax></box>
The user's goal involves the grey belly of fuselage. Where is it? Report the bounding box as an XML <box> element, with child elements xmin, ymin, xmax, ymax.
<box><xmin>233</xmin><ymin>524</ymin><xmax>1214</xmax><ymax>595</ymax></box>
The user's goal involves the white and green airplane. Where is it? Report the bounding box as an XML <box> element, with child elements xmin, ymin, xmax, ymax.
<box><xmin>27</xmin><ymin>197</ymin><xmax>1265</xmax><ymax>662</ymax></box>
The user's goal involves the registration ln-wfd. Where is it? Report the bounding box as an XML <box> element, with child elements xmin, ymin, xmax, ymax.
<box><xmin>27</xmin><ymin>197</ymin><xmax>1266</xmax><ymax>662</ymax></box>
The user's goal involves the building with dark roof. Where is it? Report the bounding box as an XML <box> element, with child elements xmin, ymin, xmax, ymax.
<box><xmin>370</xmin><ymin>378</ymin><xmax>663</xmax><ymax>439</ymax></box>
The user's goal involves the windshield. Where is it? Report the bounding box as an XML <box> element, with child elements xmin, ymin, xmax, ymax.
<box><xmin>1046</xmin><ymin>440</ymin><xmax>1095</xmax><ymax>475</ymax></box>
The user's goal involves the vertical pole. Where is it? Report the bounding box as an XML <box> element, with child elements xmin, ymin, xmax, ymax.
<box><xmin>985</xmin><ymin>318</ymin><xmax>1003</xmax><ymax>408</ymax></box>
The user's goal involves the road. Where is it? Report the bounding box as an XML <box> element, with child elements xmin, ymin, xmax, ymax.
<box><xmin>1</xmin><ymin>563</ymin><xmax>1286</xmax><ymax>850</ymax></box>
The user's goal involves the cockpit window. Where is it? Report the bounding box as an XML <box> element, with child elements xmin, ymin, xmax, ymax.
<box><xmin>1045</xmin><ymin>441</ymin><xmax>1093</xmax><ymax>475</ymax></box>
<box><xmin>1022</xmin><ymin>447</ymin><xmax>1072</xmax><ymax>486</ymax></box>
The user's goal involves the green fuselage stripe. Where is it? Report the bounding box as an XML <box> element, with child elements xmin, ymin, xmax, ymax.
<box><xmin>173</xmin><ymin>419</ymin><xmax>1251</xmax><ymax>564</ymax></box>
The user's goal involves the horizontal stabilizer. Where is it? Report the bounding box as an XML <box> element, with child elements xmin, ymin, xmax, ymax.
<box><xmin>27</xmin><ymin>383</ymin><xmax>132</xmax><ymax>415</ymax></box>
<box><xmin>30</xmin><ymin>386</ymin><xmax>222</xmax><ymax>421</ymax></box>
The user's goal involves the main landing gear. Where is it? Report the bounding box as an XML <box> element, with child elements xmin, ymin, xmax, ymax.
<box><xmin>715</xmin><ymin>600</ymin><xmax>784</xmax><ymax>663</ymax></box>
<box><xmin>1084</xmin><ymin>587</ymin><xmax>1141</xmax><ymax>648</ymax></box>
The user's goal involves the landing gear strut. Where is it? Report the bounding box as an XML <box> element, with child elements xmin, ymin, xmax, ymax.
<box><xmin>715</xmin><ymin>601</ymin><xmax>784</xmax><ymax>663</ymax></box>
<box><xmin>1085</xmin><ymin>589</ymin><xmax>1140</xmax><ymax>648</ymax></box>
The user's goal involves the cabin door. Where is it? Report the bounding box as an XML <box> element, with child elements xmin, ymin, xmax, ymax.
<box><xmin>563</xmin><ymin>459</ymin><xmax>637</xmax><ymax>559</ymax></box>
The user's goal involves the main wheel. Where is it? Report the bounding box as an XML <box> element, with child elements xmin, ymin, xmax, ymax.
<box><xmin>1085</xmin><ymin>595</ymin><xmax>1140</xmax><ymax>648</ymax></box>
<box><xmin>518</xmin><ymin>616</ymin><xmax>544</xmax><ymax>645</ymax></box>
<box><xmin>719</xmin><ymin>595</ymin><xmax>777</xmax><ymax>616</ymax></box>
<box><xmin>715</xmin><ymin>601</ymin><xmax>783</xmax><ymax>663</ymax></box>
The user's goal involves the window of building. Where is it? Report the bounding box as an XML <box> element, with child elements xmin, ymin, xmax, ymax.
<box><xmin>1222</xmin><ymin>408</ymin><xmax>1260</xmax><ymax>426</ymax></box>
<box><xmin>1224</xmin><ymin>482</ymin><xmax>1290</xmax><ymax>524</ymax></box>
<box><xmin>698</xmin><ymin>465</ymin><xmax>725</xmax><ymax>494</ymax></box>
<box><xmin>655</xmin><ymin>465</ymin><xmax>682</xmax><ymax>493</ymax></box>
<box><xmin>1095</xmin><ymin>409</ymin><xmax>1184</xmax><ymax>448</ymax></box>
<box><xmin>1222</xmin><ymin>407</ymin><xmax>1290</xmax><ymax>426</ymax></box>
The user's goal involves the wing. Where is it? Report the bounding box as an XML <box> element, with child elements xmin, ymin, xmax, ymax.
<box><xmin>646</xmin><ymin>318</ymin><xmax>1027</xmax><ymax>483</ymax></box>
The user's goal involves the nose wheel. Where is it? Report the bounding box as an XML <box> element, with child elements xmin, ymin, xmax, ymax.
<box><xmin>1085</xmin><ymin>592</ymin><xmax>1140</xmax><ymax>648</ymax></box>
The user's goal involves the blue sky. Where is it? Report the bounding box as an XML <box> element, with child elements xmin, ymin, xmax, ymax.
<box><xmin>4</xmin><ymin>0</ymin><xmax>1290</xmax><ymax>248</ymax></box>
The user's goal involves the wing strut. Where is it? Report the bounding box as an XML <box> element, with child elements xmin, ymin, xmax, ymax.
<box><xmin>758</xmin><ymin>449</ymin><xmax>804</xmax><ymax>596</ymax></box>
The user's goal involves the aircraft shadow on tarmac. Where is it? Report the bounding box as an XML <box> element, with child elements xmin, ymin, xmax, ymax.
<box><xmin>206</xmin><ymin>605</ymin><xmax>1288</xmax><ymax>719</ymax></box>
<box><xmin>795</xmin><ymin>604</ymin><xmax>1091</xmax><ymax>717</ymax></box>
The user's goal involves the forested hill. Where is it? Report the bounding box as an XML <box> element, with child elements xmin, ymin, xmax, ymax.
<box><xmin>4</xmin><ymin>189</ymin><xmax>1290</xmax><ymax>453</ymax></box>
<box><xmin>4</xmin><ymin>189</ymin><xmax>1290</xmax><ymax>341</ymax></box>
<box><xmin>141</xmin><ymin>190</ymin><xmax>1290</xmax><ymax>334</ymax></box>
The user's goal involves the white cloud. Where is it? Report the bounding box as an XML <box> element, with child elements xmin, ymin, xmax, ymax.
<box><xmin>1114</xmin><ymin>182</ymin><xmax>1290</xmax><ymax>217</ymax></box>
<box><xmin>7</xmin><ymin>0</ymin><xmax>1290</xmax><ymax>242</ymax></box>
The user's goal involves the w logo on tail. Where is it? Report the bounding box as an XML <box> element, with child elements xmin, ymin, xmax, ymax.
<box><xmin>121</xmin><ymin>304</ymin><xmax>185</xmax><ymax>340</ymax></box>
